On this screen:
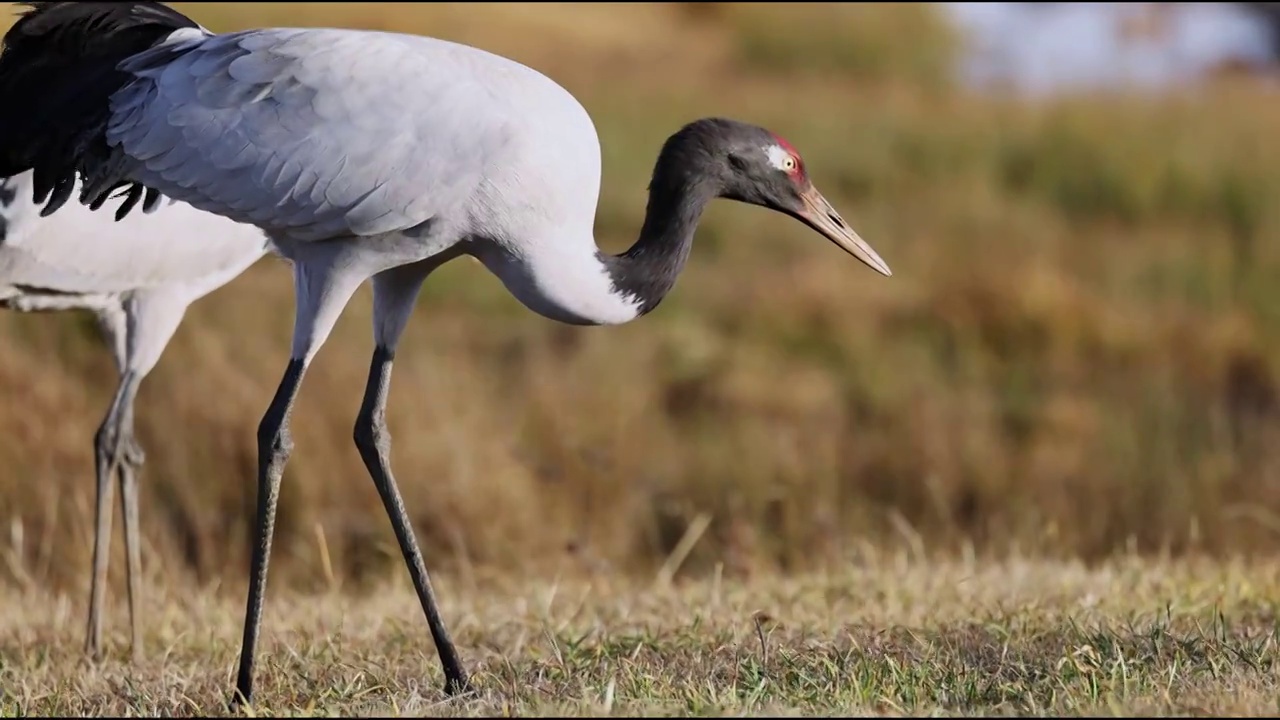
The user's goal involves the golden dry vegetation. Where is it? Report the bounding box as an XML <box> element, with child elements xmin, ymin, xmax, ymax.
<box><xmin>2</xmin><ymin>2</ymin><xmax>1280</xmax><ymax>715</ymax></box>
<box><xmin>7</xmin><ymin>555</ymin><xmax>1280</xmax><ymax>716</ymax></box>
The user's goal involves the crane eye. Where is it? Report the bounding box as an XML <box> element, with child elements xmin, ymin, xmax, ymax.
<box><xmin>782</xmin><ymin>156</ymin><xmax>797</xmax><ymax>173</ymax></box>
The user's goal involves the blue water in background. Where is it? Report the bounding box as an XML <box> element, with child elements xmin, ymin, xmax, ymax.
<box><xmin>937</xmin><ymin>2</ymin><xmax>1276</xmax><ymax>96</ymax></box>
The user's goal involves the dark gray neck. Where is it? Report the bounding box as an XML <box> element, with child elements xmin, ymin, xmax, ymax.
<box><xmin>598</xmin><ymin>135</ymin><xmax>722</xmax><ymax>317</ymax></box>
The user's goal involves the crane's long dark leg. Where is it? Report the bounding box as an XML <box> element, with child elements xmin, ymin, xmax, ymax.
<box><xmin>355</xmin><ymin>263</ymin><xmax>471</xmax><ymax>695</ymax></box>
<box><xmin>232</xmin><ymin>256</ymin><xmax>367</xmax><ymax>710</ymax></box>
<box><xmin>355</xmin><ymin>354</ymin><xmax>471</xmax><ymax>693</ymax></box>
<box><xmin>231</xmin><ymin>357</ymin><xmax>305</xmax><ymax>707</ymax></box>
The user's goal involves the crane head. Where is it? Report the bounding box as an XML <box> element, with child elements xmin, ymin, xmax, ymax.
<box><xmin>673</xmin><ymin>117</ymin><xmax>892</xmax><ymax>278</ymax></box>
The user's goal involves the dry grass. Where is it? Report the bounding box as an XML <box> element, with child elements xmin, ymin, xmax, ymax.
<box><xmin>0</xmin><ymin>1</ymin><xmax>1279</xmax><ymax>680</ymax></box>
<box><xmin>14</xmin><ymin>4</ymin><xmax>1280</xmax><ymax>715</ymax></box>
<box><xmin>5</xmin><ymin>556</ymin><xmax>1280</xmax><ymax>716</ymax></box>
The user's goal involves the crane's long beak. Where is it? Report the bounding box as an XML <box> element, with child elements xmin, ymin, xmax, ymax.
<box><xmin>797</xmin><ymin>185</ymin><xmax>892</xmax><ymax>277</ymax></box>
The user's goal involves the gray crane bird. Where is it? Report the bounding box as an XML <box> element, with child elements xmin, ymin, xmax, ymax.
<box><xmin>0</xmin><ymin>0</ymin><xmax>893</xmax><ymax>707</ymax></box>
<box><xmin>0</xmin><ymin>169</ymin><xmax>268</xmax><ymax>662</ymax></box>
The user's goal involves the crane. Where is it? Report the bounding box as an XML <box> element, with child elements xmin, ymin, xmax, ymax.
<box><xmin>0</xmin><ymin>168</ymin><xmax>269</xmax><ymax>662</ymax></box>
<box><xmin>0</xmin><ymin>1</ymin><xmax>893</xmax><ymax>707</ymax></box>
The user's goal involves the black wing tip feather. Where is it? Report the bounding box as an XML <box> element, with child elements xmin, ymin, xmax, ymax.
<box><xmin>0</xmin><ymin>0</ymin><xmax>197</xmax><ymax>221</ymax></box>
<box><xmin>8</xmin><ymin>2</ymin><xmax>199</xmax><ymax>30</ymax></box>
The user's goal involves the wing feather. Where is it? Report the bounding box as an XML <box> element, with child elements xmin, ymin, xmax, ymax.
<box><xmin>106</xmin><ymin>28</ymin><xmax>514</xmax><ymax>241</ymax></box>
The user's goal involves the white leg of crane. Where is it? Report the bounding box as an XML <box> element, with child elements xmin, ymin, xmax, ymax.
<box><xmin>116</xmin><ymin>289</ymin><xmax>190</xmax><ymax>664</ymax></box>
<box><xmin>84</xmin><ymin>288</ymin><xmax>188</xmax><ymax>663</ymax></box>
<box><xmin>84</xmin><ymin>299</ymin><xmax>129</xmax><ymax>662</ymax></box>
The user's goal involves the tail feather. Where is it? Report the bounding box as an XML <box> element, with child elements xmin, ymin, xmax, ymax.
<box><xmin>0</xmin><ymin>1</ymin><xmax>199</xmax><ymax>220</ymax></box>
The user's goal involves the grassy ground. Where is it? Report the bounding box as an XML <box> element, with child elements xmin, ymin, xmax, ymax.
<box><xmin>4</xmin><ymin>556</ymin><xmax>1279</xmax><ymax>716</ymax></box>
<box><xmin>2</xmin><ymin>6</ymin><xmax>1280</xmax><ymax>713</ymax></box>
<box><xmin>7</xmin><ymin>3</ymin><xmax>1280</xmax><ymax>715</ymax></box>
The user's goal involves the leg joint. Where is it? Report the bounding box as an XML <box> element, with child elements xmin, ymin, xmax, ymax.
<box><xmin>93</xmin><ymin>423</ymin><xmax>112</xmax><ymax>460</ymax></box>
<box><xmin>353</xmin><ymin>408</ymin><xmax>390</xmax><ymax>460</ymax></box>
<box><xmin>256</xmin><ymin>416</ymin><xmax>293</xmax><ymax>459</ymax></box>
<box><xmin>94</xmin><ymin>419</ymin><xmax>121</xmax><ymax>468</ymax></box>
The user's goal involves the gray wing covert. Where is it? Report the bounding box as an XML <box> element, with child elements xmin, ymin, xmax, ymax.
<box><xmin>108</xmin><ymin>28</ymin><xmax>499</xmax><ymax>241</ymax></box>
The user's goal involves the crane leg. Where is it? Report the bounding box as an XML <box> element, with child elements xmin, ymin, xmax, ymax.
<box><xmin>85</xmin><ymin>304</ymin><xmax>134</xmax><ymax>661</ymax></box>
<box><xmin>86</xmin><ymin>291</ymin><xmax>187</xmax><ymax>663</ymax></box>
<box><xmin>87</xmin><ymin>370</ymin><xmax>142</xmax><ymax>659</ymax></box>
<box><xmin>231</xmin><ymin>358</ymin><xmax>304</xmax><ymax>709</ymax></box>
<box><xmin>354</xmin><ymin>346</ymin><xmax>471</xmax><ymax>695</ymax></box>
<box><xmin>114</xmin><ymin>291</ymin><xmax>187</xmax><ymax>665</ymax></box>
<box><xmin>232</xmin><ymin>256</ymin><xmax>365</xmax><ymax>710</ymax></box>
<box><xmin>118</xmin><ymin>429</ymin><xmax>144</xmax><ymax>665</ymax></box>
<box><xmin>355</xmin><ymin>260</ymin><xmax>471</xmax><ymax>696</ymax></box>
<box><xmin>85</xmin><ymin>383</ymin><xmax>123</xmax><ymax>661</ymax></box>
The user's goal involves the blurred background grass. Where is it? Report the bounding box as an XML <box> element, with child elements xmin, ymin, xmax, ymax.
<box><xmin>2</xmin><ymin>2</ymin><xmax>1280</xmax><ymax>596</ymax></box>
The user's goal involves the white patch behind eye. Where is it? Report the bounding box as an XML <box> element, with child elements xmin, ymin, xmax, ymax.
<box><xmin>764</xmin><ymin>145</ymin><xmax>792</xmax><ymax>171</ymax></box>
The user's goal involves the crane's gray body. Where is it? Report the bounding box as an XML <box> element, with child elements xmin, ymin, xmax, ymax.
<box><xmin>110</xmin><ymin>26</ymin><xmax>639</xmax><ymax>333</ymax></box>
